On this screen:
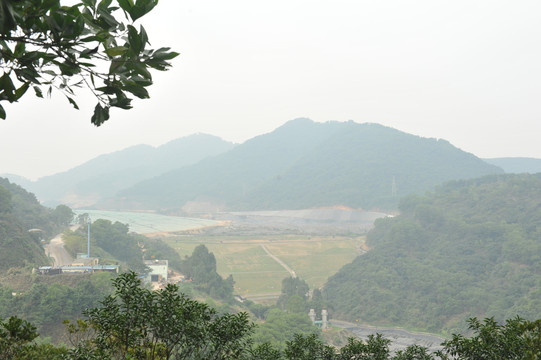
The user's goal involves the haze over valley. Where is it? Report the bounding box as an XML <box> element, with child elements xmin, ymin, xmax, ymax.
<box><xmin>2</xmin><ymin>119</ymin><xmax>541</xmax><ymax>353</ymax></box>
<box><xmin>2</xmin><ymin>0</ymin><xmax>541</xmax><ymax>356</ymax></box>
<box><xmin>5</xmin><ymin>118</ymin><xmax>505</xmax><ymax>212</ymax></box>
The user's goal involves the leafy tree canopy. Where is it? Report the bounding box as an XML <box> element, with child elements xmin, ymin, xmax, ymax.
<box><xmin>3</xmin><ymin>272</ymin><xmax>541</xmax><ymax>359</ymax></box>
<box><xmin>180</xmin><ymin>244</ymin><xmax>235</xmax><ymax>301</ymax></box>
<box><xmin>0</xmin><ymin>0</ymin><xmax>178</xmax><ymax>124</ymax></box>
<box><xmin>277</xmin><ymin>277</ymin><xmax>310</xmax><ymax>309</ymax></box>
<box><xmin>324</xmin><ymin>174</ymin><xmax>541</xmax><ymax>333</ymax></box>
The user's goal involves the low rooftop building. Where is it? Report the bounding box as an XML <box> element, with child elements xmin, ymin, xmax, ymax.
<box><xmin>144</xmin><ymin>259</ymin><xmax>168</xmax><ymax>283</ymax></box>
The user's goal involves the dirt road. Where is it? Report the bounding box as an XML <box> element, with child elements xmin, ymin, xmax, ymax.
<box><xmin>260</xmin><ymin>244</ymin><xmax>296</xmax><ymax>278</ymax></box>
<box><xmin>45</xmin><ymin>232</ymin><xmax>74</xmax><ymax>266</ymax></box>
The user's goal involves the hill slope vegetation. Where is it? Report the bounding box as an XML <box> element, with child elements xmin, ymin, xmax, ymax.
<box><xmin>111</xmin><ymin>119</ymin><xmax>502</xmax><ymax>212</ymax></box>
<box><xmin>0</xmin><ymin>178</ymin><xmax>61</xmax><ymax>271</ymax></box>
<box><xmin>324</xmin><ymin>173</ymin><xmax>541</xmax><ymax>333</ymax></box>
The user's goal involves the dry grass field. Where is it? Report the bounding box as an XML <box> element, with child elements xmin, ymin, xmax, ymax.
<box><xmin>163</xmin><ymin>235</ymin><xmax>365</xmax><ymax>299</ymax></box>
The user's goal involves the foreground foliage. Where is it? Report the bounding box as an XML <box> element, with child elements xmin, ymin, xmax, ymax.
<box><xmin>2</xmin><ymin>272</ymin><xmax>541</xmax><ymax>359</ymax></box>
<box><xmin>0</xmin><ymin>272</ymin><xmax>113</xmax><ymax>342</ymax></box>
<box><xmin>74</xmin><ymin>272</ymin><xmax>253</xmax><ymax>359</ymax></box>
<box><xmin>0</xmin><ymin>0</ymin><xmax>178</xmax><ymax>124</ymax></box>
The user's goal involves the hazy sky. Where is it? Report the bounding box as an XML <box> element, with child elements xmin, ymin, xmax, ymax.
<box><xmin>2</xmin><ymin>0</ymin><xmax>541</xmax><ymax>180</ymax></box>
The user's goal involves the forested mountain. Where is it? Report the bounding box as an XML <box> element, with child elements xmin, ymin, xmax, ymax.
<box><xmin>324</xmin><ymin>173</ymin><xmax>541</xmax><ymax>334</ymax></box>
<box><xmin>7</xmin><ymin>134</ymin><xmax>235</xmax><ymax>208</ymax></box>
<box><xmin>107</xmin><ymin>119</ymin><xmax>502</xmax><ymax>212</ymax></box>
<box><xmin>0</xmin><ymin>178</ymin><xmax>61</xmax><ymax>271</ymax></box>
<box><xmin>484</xmin><ymin>157</ymin><xmax>541</xmax><ymax>174</ymax></box>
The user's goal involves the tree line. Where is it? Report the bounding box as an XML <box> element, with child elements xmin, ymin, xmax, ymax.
<box><xmin>1</xmin><ymin>271</ymin><xmax>540</xmax><ymax>359</ymax></box>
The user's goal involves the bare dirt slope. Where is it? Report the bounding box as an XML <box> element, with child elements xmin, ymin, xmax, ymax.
<box><xmin>44</xmin><ymin>225</ymin><xmax>79</xmax><ymax>266</ymax></box>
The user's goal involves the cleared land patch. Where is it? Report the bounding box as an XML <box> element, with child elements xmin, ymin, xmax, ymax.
<box><xmin>74</xmin><ymin>210</ymin><xmax>220</xmax><ymax>234</ymax></box>
<box><xmin>164</xmin><ymin>235</ymin><xmax>366</xmax><ymax>298</ymax></box>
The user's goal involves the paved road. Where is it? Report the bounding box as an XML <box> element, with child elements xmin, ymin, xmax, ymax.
<box><xmin>331</xmin><ymin>319</ymin><xmax>445</xmax><ymax>353</ymax></box>
<box><xmin>260</xmin><ymin>244</ymin><xmax>296</xmax><ymax>278</ymax></box>
<box><xmin>45</xmin><ymin>231</ymin><xmax>74</xmax><ymax>266</ymax></box>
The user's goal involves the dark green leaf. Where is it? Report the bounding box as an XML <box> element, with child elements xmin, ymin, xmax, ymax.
<box><xmin>127</xmin><ymin>25</ymin><xmax>142</xmax><ymax>55</ymax></box>
<box><xmin>79</xmin><ymin>35</ymin><xmax>101</xmax><ymax>42</ymax></box>
<box><xmin>91</xmin><ymin>103</ymin><xmax>110</xmax><ymax>126</ymax></box>
<box><xmin>43</xmin><ymin>0</ymin><xmax>61</xmax><ymax>11</ymax></box>
<box><xmin>117</xmin><ymin>0</ymin><xmax>134</xmax><ymax>13</ymax></box>
<box><xmin>97</xmin><ymin>7</ymin><xmax>120</xmax><ymax>29</ymax></box>
<box><xmin>67</xmin><ymin>96</ymin><xmax>79</xmax><ymax>110</ymax></box>
<box><xmin>139</xmin><ymin>25</ymin><xmax>148</xmax><ymax>49</ymax></box>
<box><xmin>14</xmin><ymin>82</ymin><xmax>30</xmax><ymax>101</ymax></box>
<box><xmin>153</xmin><ymin>47</ymin><xmax>180</xmax><ymax>61</ymax></box>
<box><xmin>131</xmin><ymin>75</ymin><xmax>152</xmax><ymax>86</ymax></box>
<box><xmin>131</xmin><ymin>61</ymin><xmax>152</xmax><ymax>79</ymax></box>
<box><xmin>0</xmin><ymin>40</ymin><xmax>13</xmax><ymax>60</ymax></box>
<box><xmin>14</xmin><ymin>41</ymin><xmax>25</xmax><ymax>57</ymax></box>
<box><xmin>14</xmin><ymin>68</ymin><xmax>41</xmax><ymax>84</ymax></box>
<box><xmin>125</xmin><ymin>0</ymin><xmax>158</xmax><ymax>21</ymax></box>
<box><xmin>0</xmin><ymin>1</ymin><xmax>17</xmax><ymax>34</ymax></box>
<box><xmin>96</xmin><ymin>85</ymin><xmax>118</xmax><ymax>95</ymax></box>
<box><xmin>110</xmin><ymin>94</ymin><xmax>132</xmax><ymax>109</ymax></box>
<box><xmin>123</xmin><ymin>83</ymin><xmax>149</xmax><ymax>99</ymax></box>
<box><xmin>0</xmin><ymin>73</ymin><xmax>16</xmax><ymax>102</ymax></box>
<box><xmin>0</xmin><ymin>104</ymin><xmax>5</xmax><ymax>120</ymax></box>
<box><xmin>80</xmin><ymin>46</ymin><xmax>99</xmax><ymax>58</ymax></box>
<box><xmin>58</xmin><ymin>61</ymin><xmax>80</xmax><ymax>76</ymax></box>
<box><xmin>98</xmin><ymin>0</ymin><xmax>114</xmax><ymax>10</ymax></box>
<box><xmin>82</xmin><ymin>0</ymin><xmax>97</xmax><ymax>8</ymax></box>
<box><xmin>105</xmin><ymin>46</ymin><xmax>128</xmax><ymax>57</ymax></box>
<box><xmin>33</xmin><ymin>86</ymin><xmax>43</xmax><ymax>98</ymax></box>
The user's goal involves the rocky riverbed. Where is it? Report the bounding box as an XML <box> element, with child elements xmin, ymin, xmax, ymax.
<box><xmin>331</xmin><ymin>320</ymin><xmax>445</xmax><ymax>354</ymax></box>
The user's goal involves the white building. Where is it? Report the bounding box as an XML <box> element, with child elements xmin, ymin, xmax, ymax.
<box><xmin>144</xmin><ymin>259</ymin><xmax>168</xmax><ymax>283</ymax></box>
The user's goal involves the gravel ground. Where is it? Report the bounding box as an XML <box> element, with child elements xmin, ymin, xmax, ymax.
<box><xmin>331</xmin><ymin>320</ymin><xmax>445</xmax><ymax>354</ymax></box>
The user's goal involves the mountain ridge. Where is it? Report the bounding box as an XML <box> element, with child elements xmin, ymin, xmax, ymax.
<box><xmin>5</xmin><ymin>134</ymin><xmax>235</xmax><ymax>208</ymax></box>
<box><xmin>104</xmin><ymin>119</ymin><xmax>502</xmax><ymax>212</ymax></box>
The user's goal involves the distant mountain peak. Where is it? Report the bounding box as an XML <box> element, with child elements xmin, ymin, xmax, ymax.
<box><xmin>108</xmin><ymin>119</ymin><xmax>502</xmax><ymax>212</ymax></box>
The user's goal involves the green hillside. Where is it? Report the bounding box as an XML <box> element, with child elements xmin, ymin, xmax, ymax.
<box><xmin>242</xmin><ymin>122</ymin><xmax>500</xmax><ymax>210</ymax></box>
<box><xmin>324</xmin><ymin>173</ymin><xmax>541</xmax><ymax>334</ymax></box>
<box><xmin>112</xmin><ymin>118</ymin><xmax>345</xmax><ymax>210</ymax></box>
<box><xmin>0</xmin><ymin>178</ymin><xmax>54</xmax><ymax>271</ymax></box>
<box><xmin>113</xmin><ymin>119</ymin><xmax>502</xmax><ymax>212</ymax></box>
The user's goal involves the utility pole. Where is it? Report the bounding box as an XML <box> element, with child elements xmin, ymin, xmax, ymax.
<box><xmin>87</xmin><ymin>215</ymin><xmax>91</xmax><ymax>258</ymax></box>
